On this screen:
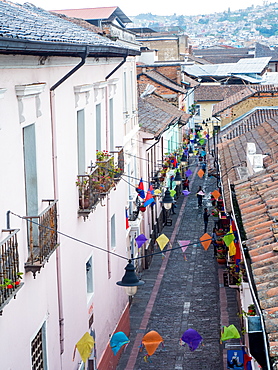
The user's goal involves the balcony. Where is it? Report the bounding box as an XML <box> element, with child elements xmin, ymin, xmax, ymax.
<box><xmin>24</xmin><ymin>200</ymin><xmax>59</xmax><ymax>278</ymax></box>
<box><xmin>77</xmin><ymin>148</ymin><xmax>124</xmax><ymax>218</ymax></box>
<box><xmin>0</xmin><ymin>229</ymin><xmax>23</xmax><ymax>315</ymax></box>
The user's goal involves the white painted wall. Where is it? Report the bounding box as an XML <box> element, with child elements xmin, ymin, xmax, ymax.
<box><xmin>0</xmin><ymin>53</ymin><xmax>138</xmax><ymax>369</ymax></box>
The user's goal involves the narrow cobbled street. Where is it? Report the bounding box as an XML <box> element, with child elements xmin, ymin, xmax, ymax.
<box><xmin>117</xmin><ymin>158</ymin><xmax>241</xmax><ymax>370</ymax></box>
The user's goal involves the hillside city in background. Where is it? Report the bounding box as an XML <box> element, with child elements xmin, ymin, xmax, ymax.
<box><xmin>129</xmin><ymin>1</ymin><xmax>278</xmax><ymax>48</ymax></box>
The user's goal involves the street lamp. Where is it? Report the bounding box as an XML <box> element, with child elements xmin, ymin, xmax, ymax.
<box><xmin>116</xmin><ymin>260</ymin><xmax>145</xmax><ymax>296</ymax></box>
<box><xmin>162</xmin><ymin>188</ymin><xmax>174</xmax><ymax>210</ymax></box>
<box><xmin>180</xmin><ymin>152</ymin><xmax>188</xmax><ymax>166</ymax></box>
<box><xmin>174</xmin><ymin>170</ymin><xmax>182</xmax><ymax>186</ymax></box>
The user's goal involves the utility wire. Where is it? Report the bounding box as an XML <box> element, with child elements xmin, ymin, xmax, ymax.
<box><xmin>10</xmin><ymin>210</ymin><xmax>233</xmax><ymax>264</ymax></box>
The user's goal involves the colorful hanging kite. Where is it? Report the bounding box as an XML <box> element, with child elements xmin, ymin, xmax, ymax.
<box><xmin>135</xmin><ymin>234</ymin><xmax>148</xmax><ymax>248</ymax></box>
<box><xmin>182</xmin><ymin>190</ymin><xmax>190</xmax><ymax>196</ymax></box>
<box><xmin>140</xmin><ymin>330</ymin><xmax>164</xmax><ymax>362</ymax></box>
<box><xmin>199</xmin><ymin>233</ymin><xmax>212</xmax><ymax>251</ymax></box>
<box><xmin>197</xmin><ymin>169</ymin><xmax>204</xmax><ymax>178</ymax></box>
<box><xmin>223</xmin><ymin>227</ymin><xmax>236</xmax><ymax>256</ymax></box>
<box><xmin>180</xmin><ymin>329</ymin><xmax>203</xmax><ymax>351</ymax></box>
<box><xmin>156</xmin><ymin>234</ymin><xmax>169</xmax><ymax>251</ymax></box>
<box><xmin>211</xmin><ymin>189</ymin><xmax>221</xmax><ymax>200</ymax></box>
<box><xmin>73</xmin><ymin>332</ymin><xmax>95</xmax><ymax>363</ymax></box>
<box><xmin>170</xmin><ymin>189</ymin><xmax>176</xmax><ymax>197</ymax></box>
<box><xmin>220</xmin><ymin>325</ymin><xmax>240</xmax><ymax>342</ymax></box>
<box><xmin>178</xmin><ymin>240</ymin><xmax>190</xmax><ymax>261</ymax></box>
<box><xmin>185</xmin><ymin>169</ymin><xmax>192</xmax><ymax>177</ymax></box>
<box><xmin>109</xmin><ymin>332</ymin><xmax>130</xmax><ymax>355</ymax></box>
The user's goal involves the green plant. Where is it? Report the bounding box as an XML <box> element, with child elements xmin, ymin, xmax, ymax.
<box><xmin>96</xmin><ymin>150</ymin><xmax>111</xmax><ymax>161</ymax></box>
<box><xmin>0</xmin><ymin>272</ymin><xmax>23</xmax><ymax>288</ymax></box>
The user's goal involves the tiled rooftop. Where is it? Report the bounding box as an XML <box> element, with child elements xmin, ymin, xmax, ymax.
<box><xmin>213</xmin><ymin>85</ymin><xmax>278</xmax><ymax>116</ymax></box>
<box><xmin>0</xmin><ymin>0</ymin><xmax>124</xmax><ymax>47</ymax></box>
<box><xmin>138</xmin><ymin>94</ymin><xmax>190</xmax><ymax>136</ymax></box>
<box><xmin>217</xmin><ymin>109</ymin><xmax>278</xmax><ymax>212</ymax></box>
<box><xmin>139</xmin><ymin>70</ymin><xmax>187</xmax><ymax>94</ymax></box>
<box><xmin>195</xmin><ymin>84</ymin><xmax>246</xmax><ymax>102</ymax></box>
<box><xmin>215</xmin><ymin>111</ymin><xmax>278</xmax><ymax>358</ymax></box>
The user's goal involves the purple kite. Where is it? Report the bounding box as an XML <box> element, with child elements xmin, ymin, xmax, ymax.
<box><xmin>182</xmin><ymin>190</ymin><xmax>190</xmax><ymax>196</ymax></box>
<box><xmin>135</xmin><ymin>234</ymin><xmax>148</xmax><ymax>248</ymax></box>
<box><xmin>180</xmin><ymin>329</ymin><xmax>203</xmax><ymax>351</ymax></box>
<box><xmin>185</xmin><ymin>169</ymin><xmax>192</xmax><ymax>177</ymax></box>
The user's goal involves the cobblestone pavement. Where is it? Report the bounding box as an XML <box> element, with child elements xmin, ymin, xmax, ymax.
<box><xmin>117</xmin><ymin>160</ymin><xmax>240</xmax><ymax>370</ymax></box>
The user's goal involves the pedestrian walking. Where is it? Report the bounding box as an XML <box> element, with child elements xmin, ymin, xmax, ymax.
<box><xmin>203</xmin><ymin>207</ymin><xmax>210</xmax><ymax>233</ymax></box>
<box><xmin>196</xmin><ymin>186</ymin><xmax>205</xmax><ymax>207</ymax></box>
<box><xmin>212</xmin><ymin>227</ymin><xmax>218</xmax><ymax>257</ymax></box>
<box><xmin>183</xmin><ymin>177</ymin><xmax>190</xmax><ymax>191</ymax></box>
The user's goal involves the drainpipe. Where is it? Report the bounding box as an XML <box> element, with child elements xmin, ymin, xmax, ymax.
<box><xmin>105</xmin><ymin>55</ymin><xmax>127</xmax><ymax>80</ymax></box>
<box><xmin>229</xmin><ymin>178</ymin><xmax>272</xmax><ymax>370</ymax></box>
<box><xmin>49</xmin><ymin>46</ymin><xmax>89</xmax><ymax>360</ymax></box>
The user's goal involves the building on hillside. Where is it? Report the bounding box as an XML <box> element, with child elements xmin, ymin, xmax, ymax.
<box><xmin>130</xmin><ymin>28</ymin><xmax>189</xmax><ymax>62</ymax></box>
<box><xmin>212</xmin><ymin>85</ymin><xmax>278</xmax><ymax>127</ymax></box>
<box><xmin>211</xmin><ymin>109</ymin><xmax>278</xmax><ymax>369</ymax></box>
<box><xmin>0</xmin><ymin>1</ymin><xmax>140</xmax><ymax>370</ymax></box>
<box><xmin>51</xmin><ymin>6</ymin><xmax>140</xmax><ymax>49</ymax></box>
<box><xmin>194</xmin><ymin>84</ymin><xmax>247</xmax><ymax>134</ymax></box>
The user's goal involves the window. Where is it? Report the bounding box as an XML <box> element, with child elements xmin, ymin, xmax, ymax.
<box><xmin>123</xmin><ymin>71</ymin><xmax>127</xmax><ymax>114</ymax></box>
<box><xmin>195</xmin><ymin>104</ymin><xmax>201</xmax><ymax>116</ymax></box>
<box><xmin>109</xmin><ymin>98</ymin><xmax>114</xmax><ymax>151</ymax></box>
<box><xmin>77</xmin><ymin>109</ymin><xmax>85</xmax><ymax>175</ymax></box>
<box><xmin>86</xmin><ymin>256</ymin><xmax>94</xmax><ymax>296</ymax></box>
<box><xmin>31</xmin><ymin>323</ymin><xmax>47</xmax><ymax>370</ymax></box>
<box><xmin>95</xmin><ymin>104</ymin><xmax>101</xmax><ymax>151</ymax></box>
<box><xmin>111</xmin><ymin>214</ymin><xmax>116</xmax><ymax>249</ymax></box>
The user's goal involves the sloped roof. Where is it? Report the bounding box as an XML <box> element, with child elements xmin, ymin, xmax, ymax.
<box><xmin>212</xmin><ymin>85</ymin><xmax>278</xmax><ymax>115</ymax></box>
<box><xmin>138</xmin><ymin>70</ymin><xmax>186</xmax><ymax>94</ymax></box>
<box><xmin>234</xmin><ymin>158</ymin><xmax>278</xmax><ymax>358</ymax></box>
<box><xmin>138</xmin><ymin>95</ymin><xmax>190</xmax><ymax>136</ymax></box>
<box><xmin>193</xmin><ymin>46</ymin><xmax>253</xmax><ymax>64</ymax></box>
<box><xmin>0</xmin><ymin>1</ymin><xmax>139</xmax><ymax>57</ymax></box>
<box><xmin>215</xmin><ymin>112</ymin><xmax>278</xmax><ymax>357</ymax></box>
<box><xmin>255</xmin><ymin>42</ymin><xmax>278</xmax><ymax>62</ymax></box>
<box><xmin>195</xmin><ymin>84</ymin><xmax>246</xmax><ymax>102</ymax></box>
<box><xmin>51</xmin><ymin>6</ymin><xmax>132</xmax><ymax>24</ymax></box>
<box><xmin>217</xmin><ymin>109</ymin><xmax>278</xmax><ymax>212</ymax></box>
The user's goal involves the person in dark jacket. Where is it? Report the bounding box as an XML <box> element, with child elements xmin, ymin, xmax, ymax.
<box><xmin>203</xmin><ymin>207</ymin><xmax>210</xmax><ymax>233</ymax></box>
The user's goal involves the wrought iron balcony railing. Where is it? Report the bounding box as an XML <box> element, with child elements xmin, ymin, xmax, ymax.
<box><xmin>0</xmin><ymin>229</ymin><xmax>23</xmax><ymax>315</ymax></box>
<box><xmin>24</xmin><ymin>200</ymin><xmax>59</xmax><ymax>277</ymax></box>
<box><xmin>78</xmin><ymin>148</ymin><xmax>124</xmax><ymax>217</ymax></box>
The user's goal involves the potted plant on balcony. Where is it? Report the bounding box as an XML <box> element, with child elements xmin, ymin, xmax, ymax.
<box><xmin>96</xmin><ymin>150</ymin><xmax>111</xmax><ymax>162</ymax></box>
<box><xmin>76</xmin><ymin>177</ymin><xmax>90</xmax><ymax>208</ymax></box>
<box><xmin>216</xmin><ymin>249</ymin><xmax>227</xmax><ymax>264</ymax></box>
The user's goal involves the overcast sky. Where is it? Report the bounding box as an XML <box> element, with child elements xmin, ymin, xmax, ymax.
<box><xmin>16</xmin><ymin>0</ymin><xmax>276</xmax><ymax>16</ymax></box>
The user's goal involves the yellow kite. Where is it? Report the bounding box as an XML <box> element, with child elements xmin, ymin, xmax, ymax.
<box><xmin>156</xmin><ymin>234</ymin><xmax>169</xmax><ymax>251</ymax></box>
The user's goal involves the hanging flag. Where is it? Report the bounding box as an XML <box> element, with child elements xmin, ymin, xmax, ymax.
<box><xmin>110</xmin><ymin>332</ymin><xmax>130</xmax><ymax>355</ymax></box>
<box><xmin>243</xmin><ymin>348</ymin><xmax>252</xmax><ymax>370</ymax></box>
<box><xmin>220</xmin><ymin>325</ymin><xmax>240</xmax><ymax>342</ymax></box>
<box><xmin>136</xmin><ymin>178</ymin><xmax>145</xmax><ymax>199</ymax></box>
<box><xmin>125</xmin><ymin>209</ymin><xmax>129</xmax><ymax>230</ymax></box>
<box><xmin>180</xmin><ymin>329</ymin><xmax>203</xmax><ymax>351</ymax></box>
<box><xmin>200</xmin><ymin>233</ymin><xmax>212</xmax><ymax>250</ymax></box>
<box><xmin>135</xmin><ymin>234</ymin><xmax>148</xmax><ymax>248</ymax></box>
<box><xmin>140</xmin><ymin>330</ymin><xmax>164</xmax><ymax>362</ymax></box>
<box><xmin>73</xmin><ymin>332</ymin><xmax>95</xmax><ymax>363</ymax></box>
<box><xmin>156</xmin><ymin>234</ymin><xmax>169</xmax><ymax>251</ymax></box>
<box><xmin>143</xmin><ymin>185</ymin><xmax>155</xmax><ymax>207</ymax></box>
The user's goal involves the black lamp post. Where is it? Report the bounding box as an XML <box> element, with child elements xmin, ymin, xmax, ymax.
<box><xmin>116</xmin><ymin>260</ymin><xmax>145</xmax><ymax>296</ymax></box>
<box><xmin>162</xmin><ymin>188</ymin><xmax>174</xmax><ymax>210</ymax></box>
<box><xmin>174</xmin><ymin>170</ymin><xmax>182</xmax><ymax>197</ymax></box>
